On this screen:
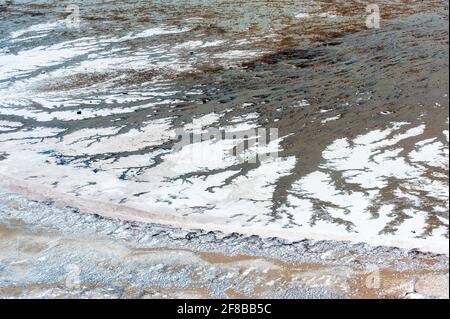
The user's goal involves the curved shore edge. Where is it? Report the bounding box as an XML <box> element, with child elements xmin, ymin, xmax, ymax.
<box><xmin>1</xmin><ymin>184</ymin><xmax>449</xmax><ymax>298</ymax></box>
<box><xmin>1</xmin><ymin>173</ymin><xmax>448</xmax><ymax>255</ymax></box>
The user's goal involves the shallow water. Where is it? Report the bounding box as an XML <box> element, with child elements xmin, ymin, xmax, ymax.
<box><xmin>0</xmin><ymin>0</ymin><xmax>448</xmax><ymax>253</ymax></box>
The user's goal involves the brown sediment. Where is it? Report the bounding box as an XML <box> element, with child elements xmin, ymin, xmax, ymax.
<box><xmin>224</xmin><ymin>287</ymin><xmax>249</xmax><ymax>299</ymax></box>
<box><xmin>198</xmin><ymin>251</ymin><xmax>258</xmax><ymax>264</ymax></box>
<box><xmin>0</xmin><ymin>1</ymin><xmax>448</xmax><ymax>297</ymax></box>
<box><xmin>113</xmin><ymin>69</ymin><xmax>160</xmax><ymax>87</ymax></box>
<box><xmin>0</xmin><ymin>223</ymin><xmax>21</xmax><ymax>238</ymax></box>
<box><xmin>140</xmin><ymin>287</ymin><xmax>213</xmax><ymax>299</ymax></box>
<box><xmin>219</xmin><ymin>255</ymin><xmax>449</xmax><ymax>299</ymax></box>
<box><xmin>128</xmin><ymin>246</ymin><xmax>449</xmax><ymax>298</ymax></box>
<box><xmin>0</xmin><ymin>217</ymin><xmax>447</xmax><ymax>299</ymax></box>
<box><xmin>43</xmin><ymin>72</ymin><xmax>118</xmax><ymax>91</ymax></box>
<box><xmin>195</xmin><ymin>64</ymin><xmax>225</xmax><ymax>74</ymax></box>
<box><xmin>26</xmin><ymin>0</ymin><xmax>450</xmax><ymax>92</ymax></box>
<box><xmin>348</xmin><ymin>269</ymin><xmax>449</xmax><ymax>299</ymax></box>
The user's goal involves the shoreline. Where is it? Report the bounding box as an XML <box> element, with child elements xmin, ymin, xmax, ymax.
<box><xmin>0</xmin><ymin>173</ymin><xmax>448</xmax><ymax>255</ymax></box>
<box><xmin>0</xmin><ymin>189</ymin><xmax>448</xmax><ymax>299</ymax></box>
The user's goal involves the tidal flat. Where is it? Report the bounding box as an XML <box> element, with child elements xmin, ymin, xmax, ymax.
<box><xmin>0</xmin><ymin>0</ymin><xmax>448</xmax><ymax>298</ymax></box>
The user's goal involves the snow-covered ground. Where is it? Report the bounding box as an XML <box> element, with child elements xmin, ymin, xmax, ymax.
<box><xmin>0</xmin><ymin>1</ymin><xmax>448</xmax><ymax>255</ymax></box>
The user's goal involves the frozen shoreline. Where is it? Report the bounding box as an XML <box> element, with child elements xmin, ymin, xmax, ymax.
<box><xmin>0</xmin><ymin>189</ymin><xmax>448</xmax><ymax>299</ymax></box>
<box><xmin>0</xmin><ymin>176</ymin><xmax>448</xmax><ymax>257</ymax></box>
